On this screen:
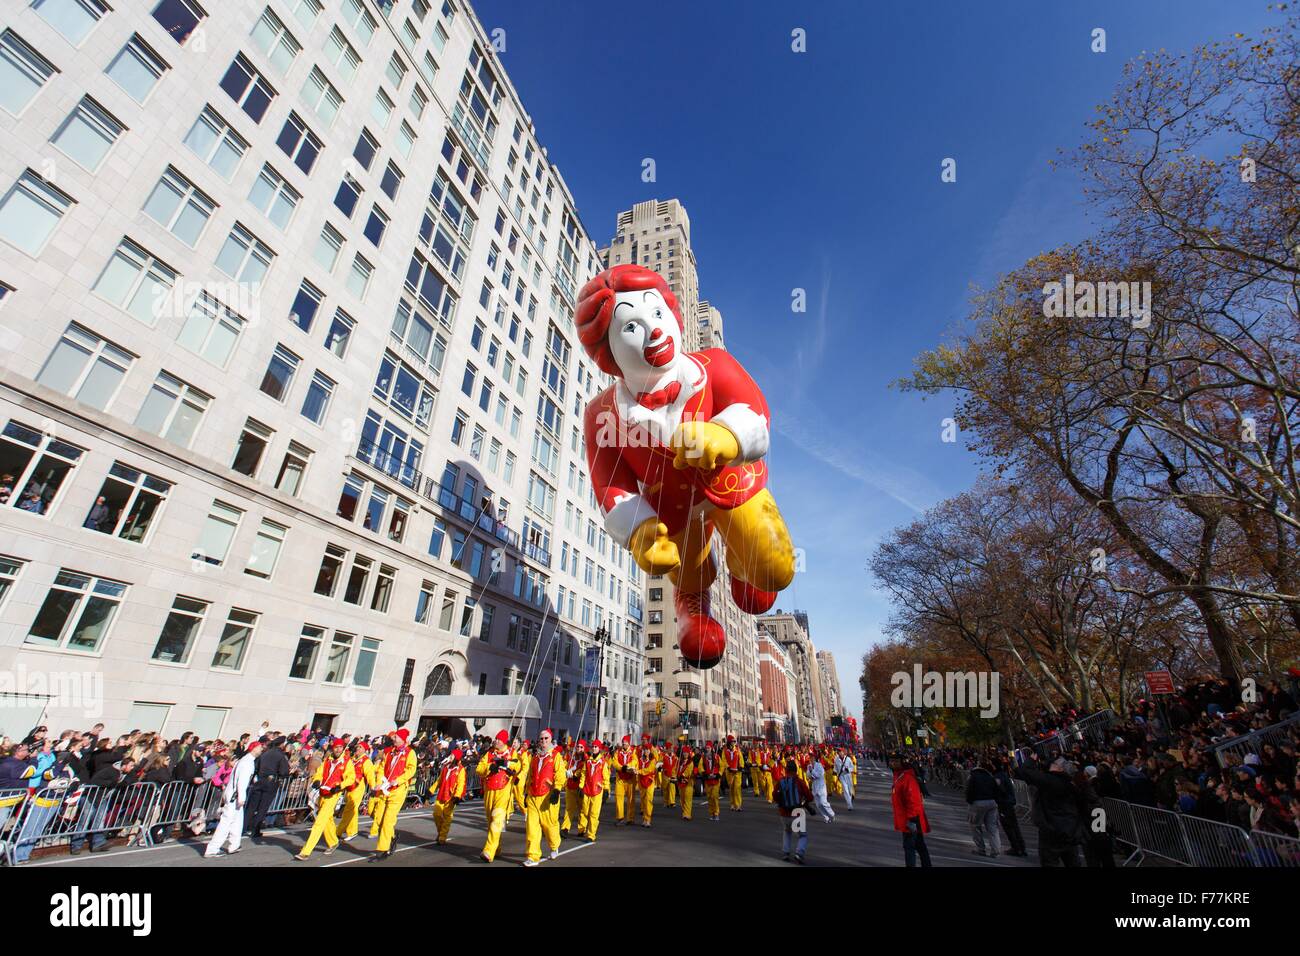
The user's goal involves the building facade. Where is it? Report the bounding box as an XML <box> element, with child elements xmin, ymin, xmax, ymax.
<box><xmin>816</xmin><ymin>648</ymin><xmax>842</xmax><ymax>729</ymax></box>
<box><xmin>758</xmin><ymin>610</ymin><xmax>822</xmax><ymax>743</ymax></box>
<box><xmin>598</xmin><ymin>198</ymin><xmax>761</xmax><ymax>743</ymax></box>
<box><xmin>0</xmin><ymin>0</ymin><xmax>643</xmax><ymax>743</ymax></box>
<box><xmin>757</xmin><ymin>631</ymin><xmax>797</xmax><ymax>743</ymax></box>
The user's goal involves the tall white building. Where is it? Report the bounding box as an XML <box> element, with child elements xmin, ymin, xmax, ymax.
<box><xmin>0</xmin><ymin>0</ymin><xmax>643</xmax><ymax>743</ymax></box>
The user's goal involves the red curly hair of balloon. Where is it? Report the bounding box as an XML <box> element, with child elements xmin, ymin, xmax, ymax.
<box><xmin>574</xmin><ymin>264</ymin><xmax>684</xmax><ymax>377</ymax></box>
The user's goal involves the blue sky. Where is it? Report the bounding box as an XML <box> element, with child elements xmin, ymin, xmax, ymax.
<box><xmin>475</xmin><ymin>0</ymin><xmax>1280</xmax><ymax>718</ymax></box>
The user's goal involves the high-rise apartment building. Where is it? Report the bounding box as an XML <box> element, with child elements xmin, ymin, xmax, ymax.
<box><xmin>758</xmin><ymin>610</ymin><xmax>822</xmax><ymax>742</ymax></box>
<box><xmin>598</xmin><ymin>198</ymin><xmax>761</xmax><ymax>742</ymax></box>
<box><xmin>757</xmin><ymin>631</ymin><xmax>798</xmax><ymax>742</ymax></box>
<box><xmin>0</xmin><ymin>0</ymin><xmax>644</xmax><ymax>743</ymax></box>
<box><xmin>816</xmin><ymin>649</ymin><xmax>842</xmax><ymax>722</ymax></box>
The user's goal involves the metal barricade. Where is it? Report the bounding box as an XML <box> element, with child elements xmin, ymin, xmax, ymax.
<box><xmin>1243</xmin><ymin>829</ymin><xmax>1300</xmax><ymax>867</ymax></box>
<box><xmin>1208</xmin><ymin>712</ymin><xmax>1300</xmax><ymax>769</ymax></box>
<box><xmin>5</xmin><ymin>782</ymin><xmax>161</xmax><ymax>864</ymax></box>
<box><xmin>1100</xmin><ymin>796</ymin><xmax>1299</xmax><ymax>868</ymax></box>
<box><xmin>144</xmin><ymin>780</ymin><xmax>225</xmax><ymax>845</ymax></box>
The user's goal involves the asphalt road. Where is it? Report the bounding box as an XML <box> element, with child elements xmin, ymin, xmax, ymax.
<box><xmin>24</xmin><ymin>760</ymin><xmax>1038</xmax><ymax>869</ymax></box>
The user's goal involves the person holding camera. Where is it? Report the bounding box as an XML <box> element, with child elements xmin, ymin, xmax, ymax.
<box><xmin>522</xmin><ymin>728</ymin><xmax>567</xmax><ymax>866</ymax></box>
<box><xmin>476</xmin><ymin>730</ymin><xmax>520</xmax><ymax>862</ymax></box>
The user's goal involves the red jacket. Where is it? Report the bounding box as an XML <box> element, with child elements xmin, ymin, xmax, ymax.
<box><xmin>891</xmin><ymin>769</ymin><xmax>930</xmax><ymax>833</ymax></box>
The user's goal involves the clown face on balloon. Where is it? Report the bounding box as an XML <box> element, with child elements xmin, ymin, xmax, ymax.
<box><xmin>578</xmin><ymin>264</ymin><xmax>795</xmax><ymax>669</ymax></box>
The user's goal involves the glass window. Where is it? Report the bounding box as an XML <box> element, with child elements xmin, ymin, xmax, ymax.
<box><xmin>322</xmin><ymin>631</ymin><xmax>353</xmax><ymax>683</ymax></box>
<box><xmin>177</xmin><ymin>292</ymin><xmax>243</xmax><ymax>366</ymax></box>
<box><xmin>300</xmin><ymin>371</ymin><xmax>333</xmax><ymax>424</ymax></box>
<box><xmin>215</xmin><ymin>223</ymin><xmax>274</xmax><ymax>283</ymax></box>
<box><xmin>324</xmin><ymin>309</ymin><xmax>353</xmax><ymax>357</ymax></box>
<box><xmin>245</xmin><ymin>519</ymin><xmax>286</xmax><ymax>578</ymax></box>
<box><xmin>92</xmin><ymin>239</ymin><xmax>175</xmax><ymax>325</ymax></box>
<box><xmin>184</xmin><ymin>106</ymin><xmax>248</xmax><ymax>180</ymax></box>
<box><xmin>83</xmin><ymin>461</ymin><xmax>170</xmax><ymax>542</ymax></box>
<box><xmin>249</xmin><ymin>7</ymin><xmax>300</xmax><ymax>73</ymax></box>
<box><xmin>0</xmin><ymin>170</ymin><xmax>74</xmax><ymax>256</ymax></box>
<box><xmin>289</xmin><ymin>624</ymin><xmax>324</xmax><ymax>679</ymax></box>
<box><xmin>354</xmin><ymin>637</ymin><xmax>379</xmax><ymax>686</ymax></box>
<box><xmin>274</xmin><ymin>442</ymin><xmax>310</xmax><ymax>496</ymax></box>
<box><xmin>134</xmin><ymin>371</ymin><xmax>209</xmax><ymax>447</ymax></box>
<box><xmin>301</xmin><ymin>67</ymin><xmax>342</xmax><ymax>126</ymax></box>
<box><xmin>211</xmin><ymin>608</ymin><xmax>257</xmax><ymax>670</ymax></box>
<box><xmin>314</xmin><ymin>223</ymin><xmax>343</xmax><ymax>272</ymax></box>
<box><xmin>275</xmin><ymin>112</ymin><xmax>321</xmax><ymax>174</ymax></box>
<box><xmin>230</xmin><ymin>418</ymin><xmax>271</xmax><ymax>477</ymax></box>
<box><xmin>143</xmin><ymin>167</ymin><xmax>215</xmax><ymax>246</ymax></box>
<box><xmin>151</xmin><ymin>0</ymin><xmax>205</xmax><ymax>45</ymax></box>
<box><xmin>37</xmin><ymin>323</ymin><xmax>133</xmax><ymax>411</ymax></box>
<box><xmin>313</xmin><ymin>544</ymin><xmax>346</xmax><ymax>596</ymax></box>
<box><xmin>34</xmin><ymin>0</ymin><xmax>109</xmax><ymax>47</ymax></box>
<box><xmin>219</xmin><ymin>53</ymin><xmax>275</xmax><ymax>122</ymax></box>
<box><xmin>26</xmin><ymin>570</ymin><xmax>126</xmax><ymax>652</ymax></box>
<box><xmin>248</xmin><ymin>164</ymin><xmax>300</xmax><ymax>230</ymax></box>
<box><xmin>289</xmin><ymin>280</ymin><xmax>322</xmax><ymax>332</ymax></box>
<box><xmin>353</xmin><ymin>129</ymin><xmax>378</xmax><ymax>171</ymax></box>
<box><xmin>346</xmin><ymin>254</ymin><xmax>372</xmax><ymax>299</ymax></box>
<box><xmin>0</xmin><ymin>31</ymin><xmax>56</xmax><ymax>116</ymax></box>
<box><xmin>50</xmin><ymin>97</ymin><xmax>124</xmax><ymax>171</ymax></box>
<box><xmin>259</xmin><ymin>344</ymin><xmax>299</xmax><ymax>401</ymax></box>
<box><xmin>0</xmin><ymin>421</ymin><xmax>84</xmax><ymax>516</ymax></box>
<box><xmin>105</xmin><ymin>35</ymin><xmax>168</xmax><ymax>103</ymax></box>
<box><xmin>193</xmin><ymin>500</ymin><xmax>241</xmax><ymax>566</ymax></box>
<box><xmin>150</xmin><ymin>595</ymin><xmax>208</xmax><ymax>663</ymax></box>
<box><xmin>342</xmin><ymin>555</ymin><xmax>371</xmax><ymax>605</ymax></box>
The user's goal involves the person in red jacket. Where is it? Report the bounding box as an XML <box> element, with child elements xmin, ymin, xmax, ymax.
<box><xmin>890</xmin><ymin>754</ymin><xmax>932</xmax><ymax>867</ymax></box>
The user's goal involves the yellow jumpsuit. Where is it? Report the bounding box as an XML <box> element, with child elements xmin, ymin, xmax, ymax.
<box><xmin>660</xmin><ymin>753</ymin><xmax>678</xmax><ymax>808</ymax></box>
<box><xmin>364</xmin><ymin>752</ymin><xmax>383</xmax><ymax>821</ymax></box>
<box><xmin>339</xmin><ymin>754</ymin><xmax>371</xmax><ymax>838</ymax></box>
<box><xmin>511</xmin><ymin>746</ymin><xmax>528</xmax><ymax>818</ymax></box>
<box><xmin>700</xmin><ymin>753</ymin><xmax>723</xmax><ymax>818</ymax></box>
<box><xmin>749</xmin><ymin>748</ymin><xmax>763</xmax><ymax>795</ymax></box>
<box><xmin>300</xmin><ymin>755</ymin><xmax>355</xmax><ymax>856</ymax></box>
<box><xmin>578</xmin><ymin>755</ymin><xmax>610</xmax><ymax>840</ymax></box>
<box><xmin>476</xmin><ymin>748</ymin><xmax>520</xmax><ymax>862</ymax></box>
<box><xmin>721</xmin><ymin>745</ymin><xmax>746</xmax><ymax>810</ymax></box>
<box><xmin>637</xmin><ymin>746</ymin><xmax>659</xmax><ymax>824</ymax></box>
<box><xmin>523</xmin><ymin>749</ymin><xmax>567</xmax><ymax>862</ymax></box>
<box><xmin>677</xmin><ymin>757</ymin><xmax>696</xmax><ymax>820</ymax></box>
<box><xmin>431</xmin><ymin>762</ymin><xmax>466</xmax><ymax>844</ymax></box>
<box><xmin>849</xmin><ymin>754</ymin><xmax>858</xmax><ymax>791</ymax></box>
<box><xmin>611</xmin><ymin>747</ymin><xmax>638</xmax><ymax>822</ymax></box>
<box><xmin>370</xmin><ymin>747</ymin><xmax>416</xmax><ymax>853</ymax></box>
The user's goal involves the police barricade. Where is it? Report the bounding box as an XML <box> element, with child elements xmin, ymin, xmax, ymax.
<box><xmin>270</xmin><ymin>772</ymin><xmax>314</xmax><ymax>824</ymax></box>
<box><xmin>1012</xmin><ymin>779</ymin><xmax>1034</xmax><ymax>823</ymax></box>
<box><xmin>1208</xmin><ymin>712</ymin><xmax>1300</xmax><ymax>769</ymax></box>
<box><xmin>142</xmin><ymin>780</ymin><xmax>224</xmax><ymax>846</ymax></box>
<box><xmin>0</xmin><ymin>786</ymin><xmax>29</xmax><ymax>844</ymax></box>
<box><xmin>5</xmin><ymin>782</ymin><xmax>160</xmax><ymax>864</ymax></box>
<box><xmin>1243</xmin><ymin>829</ymin><xmax>1300</xmax><ymax>867</ymax></box>
<box><xmin>1101</xmin><ymin>796</ymin><xmax>1298</xmax><ymax>868</ymax></box>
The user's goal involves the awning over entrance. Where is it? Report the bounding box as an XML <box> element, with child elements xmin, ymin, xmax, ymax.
<box><xmin>419</xmin><ymin>694</ymin><xmax>541</xmax><ymax>720</ymax></box>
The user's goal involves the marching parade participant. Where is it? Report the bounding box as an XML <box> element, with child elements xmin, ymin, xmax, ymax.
<box><xmin>699</xmin><ymin>739</ymin><xmax>723</xmax><ymax>820</ymax></box>
<box><xmin>477</xmin><ymin>730</ymin><xmax>521</xmax><ymax>863</ymax></box>
<box><xmin>676</xmin><ymin>743</ymin><xmax>697</xmax><ymax>821</ymax></box>
<box><xmin>295</xmin><ymin>737</ymin><xmax>353</xmax><ymax>860</ymax></box>
<box><xmin>431</xmin><ymin>747</ymin><xmax>466</xmax><ymax>844</ymax></box>
<box><xmin>522</xmin><ymin>728</ymin><xmax>567</xmax><ymax>866</ymax></box>
<box><xmin>721</xmin><ymin>734</ymin><xmax>746</xmax><ymax>811</ymax></box>
<box><xmin>757</xmin><ymin>742</ymin><xmax>775</xmax><ymax>803</ymax></box>
<box><xmin>368</xmin><ymin>728</ymin><xmax>416</xmax><ymax>862</ymax></box>
<box><xmin>822</xmin><ymin>747</ymin><xmax>843</xmax><ymax>797</ymax></box>
<box><xmin>510</xmin><ymin>737</ymin><xmax>530</xmax><ymax>824</ymax></box>
<box><xmin>660</xmin><ymin>741</ymin><xmax>679</xmax><ymax>810</ymax></box>
<box><xmin>364</xmin><ymin>737</ymin><xmax>384</xmax><ymax>822</ymax></box>
<box><xmin>339</xmin><ymin>737</ymin><xmax>371</xmax><ymax>842</ymax></box>
<box><xmin>636</xmin><ymin>733</ymin><xmax>659</xmax><ymax>827</ymax></box>
<box><xmin>561</xmin><ymin>739</ymin><xmax>586</xmax><ymax>836</ymax></box>
<box><xmin>611</xmin><ymin>734</ymin><xmax>639</xmax><ymax>825</ymax></box>
<box><xmin>834</xmin><ymin>747</ymin><xmax>856</xmax><ymax>811</ymax></box>
<box><xmin>578</xmin><ymin>739</ymin><xmax>611</xmax><ymax>841</ymax></box>
<box><xmin>748</xmin><ymin>741</ymin><xmax>763</xmax><ymax>797</ymax></box>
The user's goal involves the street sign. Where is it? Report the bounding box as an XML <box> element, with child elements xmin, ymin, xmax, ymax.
<box><xmin>582</xmin><ymin>646</ymin><xmax>601</xmax><ymax>688</ymax></box>
<box><xmin>1144</xmin><ymin>670</ymin><xmax>1176</xmax><ymax>695</ymax></box>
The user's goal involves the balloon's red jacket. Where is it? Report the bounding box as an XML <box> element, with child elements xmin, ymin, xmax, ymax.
<box><xmin>583</xmin><ymin>349</ymin><xmax>770</xmax><ymax>546</ymax></box>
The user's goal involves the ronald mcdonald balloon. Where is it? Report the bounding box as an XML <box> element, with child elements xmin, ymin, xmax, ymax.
<box><xmin>578</xmin><ymin>264</ymin><xmax>794</xmax><ymax>669</ymax></box>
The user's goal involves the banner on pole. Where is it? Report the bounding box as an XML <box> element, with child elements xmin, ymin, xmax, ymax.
<box><xmin>582</xmin><ymin>646</ymin><xmax>601</xmax><ymax>688</ymax></box>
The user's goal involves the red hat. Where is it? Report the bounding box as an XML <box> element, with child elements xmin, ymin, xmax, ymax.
<box><xmin>542</xmin><ymin>728</ymin><xmax>554</xmax><ymax>738</ymax></box>
<box><xmin>590</xmin><ymin>740</ymin><xmax>602</xmax><ymax>751</ymax></box>
<box><xmin>621</xmin><ymin>735</ymin><xmax>631</xmax><ymax>745</ymax></box>
<box><xmin>576</xmin><ymin>739</ymin><xmax>587</xmax><ymax>750</ymax></box>
<box><xmin>641</xmin><ymin>733</ymin><xmax>651</xmax><ymax>741</ymax></box>
<box><xmin>451</xmin><ymin>749</ymin><xmax>463</xmax><ymax>761</ymax></box>
<box><xmin>495</xmin><ymin>730</ymin><xmax>510</xmax><ymax>744</ymax></box>
<box><xmin>247</xmin><ymin>738</ymin><xmax>265</xmax><ymax>750</ymax></box>
<box><xmin>726</xmin><ymin>734</ymin><xmax>736</xmax><ymax>742</ymax></box>
<box><xmin>392</xmin><ymin>729</ymin><xmax>409</xmax><ymax>745</ymax></box>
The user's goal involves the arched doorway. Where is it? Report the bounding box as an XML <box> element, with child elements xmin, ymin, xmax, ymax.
<box><xmin>417</xmin><ymin>662</ymin><xmax>461</xmax><ymax>738</ymax></box>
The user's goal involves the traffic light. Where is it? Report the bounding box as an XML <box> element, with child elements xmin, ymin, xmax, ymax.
<box><xmin>656</xmin><ymin>700</ymin><xmax>663</xmax><ymax>716</ymax></box>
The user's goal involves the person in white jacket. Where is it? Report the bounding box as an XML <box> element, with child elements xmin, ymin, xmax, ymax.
<box><xmin>205</xmin><ymin>739</ymin><xmax>262</xmax><ymax>858</ymax></box>
<box><xmin>808</xmin><ymin>759</ymin><xmax>835</xmax><ymax>823</ymax></box>
<box><xmin>833</xmin><ymin>749</ymin><xmax>855</xmax><ymax>811</ymax></box>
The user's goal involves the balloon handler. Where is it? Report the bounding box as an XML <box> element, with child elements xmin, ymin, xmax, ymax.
<box><xmin>579</xmin><ymin>264</ymin><xmax>795</xmax><ymax>668</ymax></box>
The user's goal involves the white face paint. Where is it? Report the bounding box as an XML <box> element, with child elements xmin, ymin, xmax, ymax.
<box><xmin>608</xmin><ymin>289</ymin><xmax>682</xmax><ymax>385</ymax></box>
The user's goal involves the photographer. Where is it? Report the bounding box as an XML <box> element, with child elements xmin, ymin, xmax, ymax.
<box><xmin>775</xmin><ymin>758</ymin><xmax>813</xmax><ymax>863</ymax></box>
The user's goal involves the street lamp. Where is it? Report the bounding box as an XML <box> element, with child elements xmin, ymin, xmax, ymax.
<box><xmin>591</xmin><ymin>625</ymin><xmax>611</xmax><ymax>744</ymax></box>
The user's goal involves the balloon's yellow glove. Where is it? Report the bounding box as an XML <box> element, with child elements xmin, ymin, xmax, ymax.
<box><xmin>670</xmin><ymin>421</ymin><xmax>739</xmax><ymax>471</ymax></box>
<box><xmin>628</xmin><ymin>519</ymin><xmax>681</xmax><ymax>575</ymax></box>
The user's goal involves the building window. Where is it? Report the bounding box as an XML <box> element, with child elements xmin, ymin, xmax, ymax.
<box><xmin>363</xmin><ymin>206</ymin><xmax>388</xmax><ymax>247</ymax></box>
<box><xmin>0</xmin><ymin>170</ymin><xmax>74</xmax><ymax>256</ymax></box>
<box><xmin>150</xmin><ymin>595</ymin><xmax>208</xmax><ymax>663</ymax></box>
<box><xmin>314</xmin><ymin>223</ymin><xmax>343</xmax><ymax>272</ymax></box>
<box><xmin>380</xmin><ymin>161</ymin><xmax>403</xmax><ymax>200</ymax></box>
<box><xmin>301</xmin><ymin>67</ymin><xmax>343</xmax><ymax>126</ymax></box>
<box><xmin>50</xmin><ymin>97</ymin><xmax>124</xmax><ymax>172</ymax></box>
<box><xmin>259</xmin><ymin>344</ymin><xmax>299</xmax><ymax>402</ymax></box>
<box><xmin>346</xmin><ymin>254</ymin><xmax>372</xmax><ymax>299</ymax></box>
<box><xmin>83</xmin><ymin>461</ymin><xmax>170</xmax><ymax>542</ymax></box>
<box><xmin>193</xmin><ymin>500</ymin><xmax>242</xmax><ymax>566</ymax></box>
<box><xmin>324</xmin><ymin>26</ymin><xmax>360</xmax><ymax>82</ymax></box>
<box><xmin>342</xmin><ymin>555</ymin><xmax>371</xmax><ymax>606</ymax></box>
<box><xmin>289</xmin><ymin>624</ymin><xmax>324</xmax><ymax>679</ymax></box>
<box><xmin>248</xmin><ymin>164</ymin><xmax>300</xmax><ymax>230</ymax></box>
<box><xmin>34</xmin><ymin>0</ymin><xmax>109</xmax><ymax>46</ymax></box>
<box><xmin>300</xmin><ymin>371</ymin><xmax>333</xmax><ymax>425</ymax></box>
<box><xmin>353</xmin><ymin>129</ymin><xmax>378</xmax><ymax>170</ymax></box>
<box><xmin>274</xmin><ymin>442</ymin><xmax>311</xmax><ymax>496</ymax></box>
<box><xmin>342</xmin><ymin>0</ymin><xmax>378</xmax><ymax>45</ymax></box>
<box><xmin>0</xmin><ymin>556</ymin><xmax>24</xmax><ymax>610</ymax></box>
<box><xmin>27</xmin><ymin>570</ymin><xmax>126</xmax><ymax>652</ymax></box>
<box><xmin>0</xmin><ymin>420</ymin><xmax>85</xmax><ymax>516</ymax></box>
<box><xmin>211</xmin><ymin>608</ymin><xmax>257</xmax><ymax>670</ymax></box>
<box><xmin>215</xmin><ymin>223</ymin><xmax>274</xmax><ymax>283</ymax></box>
<box><xmin>231</xmin><ymin>418</ymin><xmax>272</xmax><ymax>477</ymax></box>
<box><xmin>324</xmin><ymin>309</ymin><xmax>353</xmax><ymax>358</ymax></box>
<box><xmin>289</xmin><ymin>280</ymin><xmax>322</xmax><ymax>332</ymax></box>
<box><xmin>143</xmin><ymin>167</ymin><xmax>215</xmax><ymax>246</ymax></box>
<box><xmin>371</xmin><ymin>565</ymin><xmax>395</xmax><ymax>613</ymax></box>
<box><xmin>415</xmin><ymin>581</ymin><xmax>435</xmax><ymax>624</ymax></box>
<box><xmin>245</xmin><ymin>519</ymin><xmax>287</xmax><ymax>578</ymax></box>
<box><xmin>184</xmin><ymin>106</ymin><xmax>248</xmax><ymax>180</ymax></box>
<box><xmin>354</xmin><ymin>637</ymin><xmax>379</xmax><ymax>686</ymax></box>
<box><xmin>135</xmin><ymin>371</ymin><xmax>210</xmax><ymax>447</ymax></box>
<box><xmin>438</xmin><ymin>590</ymin><xmax>456</xmax><ymax>631</ymax></box>
<box><xmin>275</xmin><ymin>112</ymin><xmax>321</xmax><ymax>174</ymax></box>
<box><xmin>220</xmin><ymin>53</ymin><xmax>275</xmax><ymax>122</ymax></box>
<box><xmin>152</xmin><ymin>0</ymin><xmax>205</xmax><ymax>45</ymax></box>
<box><xmin>249</xmin><ymin>7</ymin><xmax>300</xmax><ymax>73</ymax></box>
<box><xmin>106</xmin><ymin>35</ymin><xmax>168</xmax><ymax>103</ymax></box>
<box><xmin>177</xmin><ymin>292</ymin><xmax>244</xmax><ymax>367</ymax></box>
<box><xmin>333</xmin><ymin>174</ymin><xmax>361</xmax><ymax>218</ymax></box>
<box><xmin>0</xmin><ymin>31</ymin><xmax>56</xmax><ymax>116</ymax></box>
<box><xmin>37</xmin><ymin>323</ymin><xmax>133</xmax><ymax>412</ymax></box>
<box><xmin>313</xmin><ymin>544</ymin><xmax>346</xmax><ymax>596</ymax></box>
<box><xmin>93</xmin><ymin>239</ymin><xmax>175</xmax><ymax>325</ymax></box>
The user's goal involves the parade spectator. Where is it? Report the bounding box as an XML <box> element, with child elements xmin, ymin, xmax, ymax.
<box><xmin>890</xmin><ymin>754</ymin><xmax>932</xmax><ymax>867</ymax></box>
<box><xmin>1012</xmin><ymin>755</ymin><xmax>1085</xmax><ymax>867</ymax></box>
<box><xmin>774</xmin><ymin>758</ymin><xmax>812</xmax><ymax>863</ymax></box>
<box><xmin>964</xmin><ymin>759</ymin><xmax>1002</xmax><ymax>858</ymax></box>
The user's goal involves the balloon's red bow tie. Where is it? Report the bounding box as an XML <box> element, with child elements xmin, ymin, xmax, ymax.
<box><xmin>636</xmin><ymin>381</ymin><xmax>681</xmax><ymax>409</ymax></box>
